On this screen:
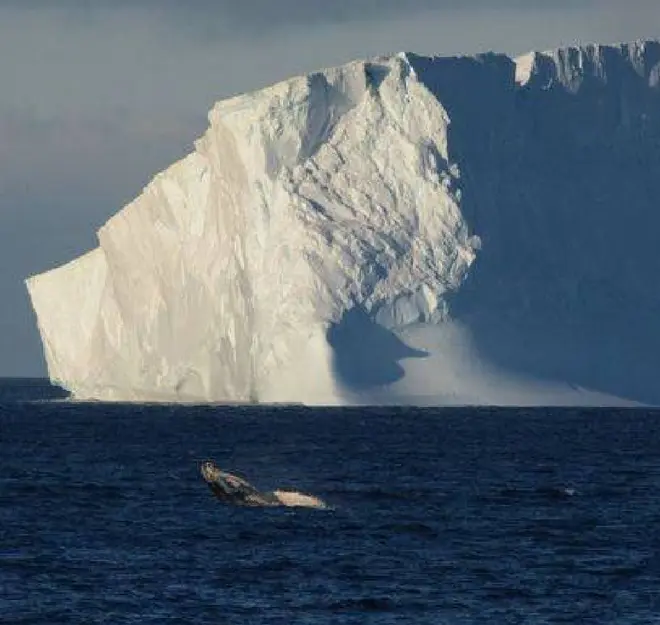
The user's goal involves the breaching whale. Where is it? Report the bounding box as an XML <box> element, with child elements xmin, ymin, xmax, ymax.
<box><xmin>200</xmin><ymin>461</ymin><xmax>327</xmax><ymax>509</ymax></box>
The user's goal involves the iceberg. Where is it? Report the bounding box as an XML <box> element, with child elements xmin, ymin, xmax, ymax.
<box><xmin>26</xmin><ymin>40</ymin><xmax>660</xmax><ymax>405</ymax></box>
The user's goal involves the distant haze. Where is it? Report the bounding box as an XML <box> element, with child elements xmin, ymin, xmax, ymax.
<box><xmin>1</xmin><ymin>1</ymin><xmax>659</xmax><ymax>375</ymax></box>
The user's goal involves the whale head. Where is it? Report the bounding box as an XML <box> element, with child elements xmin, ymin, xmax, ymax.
<box><xmin>200</xmin><ymin>460</ymin><xmax>223</xmax><ymax>484</ymax></box>
<box><xmin>199</xmin><ymin>461</ymin><xmax>277</xmax><ymax>506</ymax></box>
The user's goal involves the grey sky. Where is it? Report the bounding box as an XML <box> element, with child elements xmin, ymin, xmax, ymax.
<box><xmin>1</xmin><ymin>1</ymin><xmax>659</xmax><ymax>376</ymax></box>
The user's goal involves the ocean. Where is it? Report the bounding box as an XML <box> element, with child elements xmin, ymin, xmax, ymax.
<box><xmin>2</xmin><ymin>379</ymin><xmax>660</xmax><ymax>624</ymax></box>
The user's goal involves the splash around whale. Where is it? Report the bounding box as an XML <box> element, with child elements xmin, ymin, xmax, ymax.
<box><xmin>26</xmin><ymin>39</ymin><xmax>660</xmax><ymax>406</ymax></box>
<box><xmin>200</xmin><ymin>461</ymin><xmax>328</xmax><ymax>509</ymax></box>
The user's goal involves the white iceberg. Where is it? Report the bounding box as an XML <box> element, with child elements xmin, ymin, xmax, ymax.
<box><xmin>27</xmin><ymin>40</ymin><xmax>660</xmax><ymax>405</ymax></box>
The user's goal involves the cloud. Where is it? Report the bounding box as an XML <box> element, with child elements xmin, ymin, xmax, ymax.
<box><xmin>0</xmin><ymin>1</ymin><xmax>615</xmax><ymax>39</ymax></box>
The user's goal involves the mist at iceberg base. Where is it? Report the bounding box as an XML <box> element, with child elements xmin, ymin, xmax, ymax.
<box><xmin>26</xmin><ymin>40</ymin><xmax>660</xmax><ymax>406</ymax></box>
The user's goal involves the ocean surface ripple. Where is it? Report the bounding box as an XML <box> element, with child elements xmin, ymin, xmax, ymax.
<box><xmin>2</xmin><ymin>380</ymin><xmax>660</xmax><ymax>623</ymax></box>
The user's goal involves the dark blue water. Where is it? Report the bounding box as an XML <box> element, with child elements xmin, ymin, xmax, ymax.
<box><xmin>2</xmin><ymin>380</ymin><xmax>660</xmax><ymax>624</ymax></box>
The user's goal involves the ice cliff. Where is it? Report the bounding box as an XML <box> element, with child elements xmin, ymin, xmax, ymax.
<box><xmin>26</xmin><ymin>40</ymin><xmax>660</xmax><ymax>405</ymax></box>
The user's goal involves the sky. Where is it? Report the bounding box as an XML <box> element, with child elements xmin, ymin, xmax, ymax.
<box><xmin>1</xmin><ymin>0</ymin><xmax>659</xmax><ymax>376</ymax></box>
